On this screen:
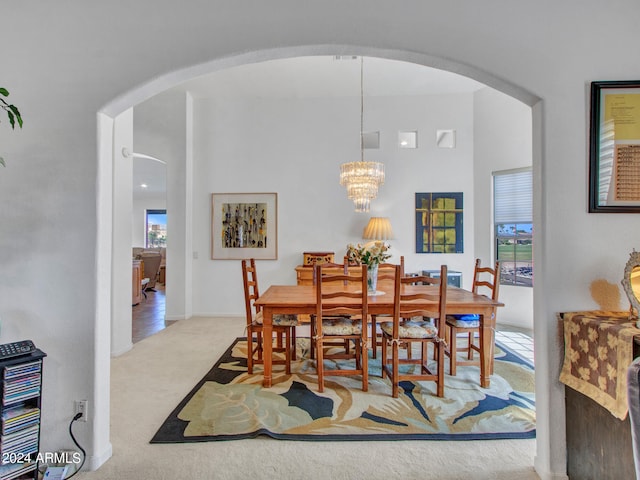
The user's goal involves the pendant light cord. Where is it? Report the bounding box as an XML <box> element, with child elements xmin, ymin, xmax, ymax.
<box><xmin>360</xmin><ymin>56</ymin><xmax>364</xmax><ymax>162</ymax></box>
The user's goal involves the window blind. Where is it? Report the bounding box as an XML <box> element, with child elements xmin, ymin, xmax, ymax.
<box><xmin>493</xmin><ymin>168</ymin><xmax>532</xmax><ymax>224</ymax></box>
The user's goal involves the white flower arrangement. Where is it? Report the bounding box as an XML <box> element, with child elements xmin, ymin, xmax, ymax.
<box><xmin>346</xmin><ymin>241</ymin><xmax>391</xmax><ymax>266</ymax></box>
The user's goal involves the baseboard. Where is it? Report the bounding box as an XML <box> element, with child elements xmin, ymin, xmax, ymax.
<box><xmin>87</xmin><ymin>442</ymin><xmax>112</xmax><ymax>471</ymax></box>
<box><xmin>110</xmin><ymin>342</ymin><xmax>132</xmax><ymax>357</ymax></box>
<box><xmin>534</xmin><ymin>456</ymin><xmax>569</xmax><ymax>480</ymax></box>
<box><xmin>190</xmin><ymin>313</ymin><xmax>244</xmax><ymax>319</ymax></box>
<box><xmin>164</xmin><ymin>313</ymin><xmax>245</xmax><ymax>321</ymax></box>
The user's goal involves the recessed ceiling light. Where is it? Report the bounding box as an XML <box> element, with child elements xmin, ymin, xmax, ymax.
<box><xmin>140</xmin><ymin>183</ymin><xmax>148</xmax><ymax>189</ymax></box>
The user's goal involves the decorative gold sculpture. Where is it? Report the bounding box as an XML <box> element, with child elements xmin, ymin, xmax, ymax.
<box><xmin>621</xmin><ymin>250</ymin><xmax>640</xmax><ymax>324</ymax></box>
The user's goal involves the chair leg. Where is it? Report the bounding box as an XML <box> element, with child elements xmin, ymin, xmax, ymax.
<box><xmin>285</xmin><ymin>330</ymin><xmax>291</xmax><ymax>375</ymax></box>
<box><xmin>449</xmin><ymin>327</ymin><xmax>457</xmax><ymax>376</ymax></box>
<box><xmin>291</xmin><ymin>327</ymin><xmax>297</xmax><ymax>361</ymax></box>
<box><xmin>316</xmin><ymin>337</ymin><xmax>325</xmax><ymax>393</ymax></box>
<box><xmin>467</xmin><ymin>332</ymin><xmax>474</xmax><ymax>360</ymax></box>
<box><xmin>421</xmin><ymin>341</ymin><xmax>428</xmax><ymax>366</ymax></box>
<box><xmin>310</xmin><ymin>317</ymin><xmax>316</xmax><ymax>360</ymax></box>
<box><xmin>247</xmin><ymin>331</ymin><xmax>255</xmax><ymax>374</ymax></box>
<box><xmin>257</xmin><ymin>333</ymin><xmax>263</xmax><ymax>362</ymax></box>
<box><xmin>371</xmin><ymin>315</ymin><xmax>378</xmax><ymax>359</ymax></box>
<box><xmin>381</xmin><ymin>335</ymin><xmax>388</xmax><ymax>379</ymax></box>
<box><xmin>436</xmin><ymin>339</ymin><xmax>445</xmax><ymax>397</ymax></box>
<box><xmin>392</xmin><ymin>339</ymin><xmax>399</xmax><ymax>398</ymax></box>
<box><xmin>361</xmin><ymin>337</ymin><xmax>368</xmax><ymax>392</ymax></box>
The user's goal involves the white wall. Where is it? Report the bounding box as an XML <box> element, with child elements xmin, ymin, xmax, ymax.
<box><xmin>135</xmin><ymin>75</ymin><xmax>534</xmax><ymax>327</ymax></box>
<box><xmin>190</xmin><ymin>93</ymin><xmax>477</xmax><ymax>315</ymax></box>
<box><xmin>4</xmin><ymin>2</ymin><xmax>640</xmax><ymax>478</ymax></box>
<box><xmin>111</xmin><ymin>110</ymin><xmax>134</xmax><ymax>357</ymax></box>
<box><xmin>474</xmin><ymin>87</ymin><xmax>533</xmax><ymax>329</ymax></box>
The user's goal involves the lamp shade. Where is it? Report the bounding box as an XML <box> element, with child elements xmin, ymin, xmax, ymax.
<box><xmin>362</xmin><ymin>217</ymin><xmax>394</xmax><ymax>240</ymax></box>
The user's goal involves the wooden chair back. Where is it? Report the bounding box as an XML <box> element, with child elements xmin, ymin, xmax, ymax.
<box><xmin>369</xmin><ymin>260</ymin><xmax>404</xmax><ymax>359</ymax></box>
<box><xmin>314</xmin><ymin>263</ymin><xmax>368</xmax><ymax>332</ymax></box>
<box><xmin>241</xmin><ymin>258</ymin><xmax>260</xmax><ymax>326</ymax></box>
<box><xmin>376</xmin><ymin>256</ymin><xmax>405</xmax><ymax>281</ymax></box>
<box><xmin>472</xmin><ymin>259</ymin><xmax>501</xmax><ymax>302</ymax></box>
<box><xmin>392</xmin><ymin>264</ymin><xmax>448</xmax><ymax>333</ymax></box>
<box><xmin>470</xmin><ymin>259</ymin><xmax>501</xmax><ymax>323</ymax></box>
<box><xmin>311</xmin><ymin>256</ymin><xmax>349</xmax><ymax>285</ymax></box>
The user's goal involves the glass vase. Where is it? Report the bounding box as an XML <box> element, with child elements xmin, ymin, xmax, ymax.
<box><xmin>367</xmin><ymin>263</ymin><xmax>378</xmax><ymax>294</ymax></box>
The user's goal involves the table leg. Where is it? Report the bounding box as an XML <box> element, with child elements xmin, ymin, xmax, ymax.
<box><xmin>262</xmin><ymin>306</ymin><xmax>273</xmax><ymax>388</ymax></box>
<box><xmin>479</xmin><ymin>309</ymin><xmax>494</xmax><ymax>388</ymax></box>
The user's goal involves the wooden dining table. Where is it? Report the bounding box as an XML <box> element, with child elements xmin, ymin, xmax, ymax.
<box><xmin>254</xmin><ymin>282</ymin><xmax>504</xmax><ymax>388</ymax></box>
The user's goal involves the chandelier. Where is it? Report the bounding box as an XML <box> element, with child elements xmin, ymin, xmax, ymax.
<box><xmin>340</xmin><ymin>57</ymin><xmax>385</xmax><ymax>212</ymax></box>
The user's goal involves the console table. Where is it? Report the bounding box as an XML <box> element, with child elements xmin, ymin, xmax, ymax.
<box><xmin>559</xmin><ymin>311</ymin><xmax>640</xmax><ymax>479</ymax></box>
<box><xmin>295</xmin><ymin>264</ymin><xmax>362</xmax><ymax>286</ymax></box>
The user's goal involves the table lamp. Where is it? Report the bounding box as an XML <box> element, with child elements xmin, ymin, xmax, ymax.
<box><xmin>362</xmin><ymin>217</ymin><xmax>394</xmax><ymax>241</ymax></box>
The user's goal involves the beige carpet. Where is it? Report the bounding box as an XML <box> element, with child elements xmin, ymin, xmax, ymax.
<box><xmin>77</xmin><ymin>317</ymin><xmax>539</xmax><ymax>480</ymax></box>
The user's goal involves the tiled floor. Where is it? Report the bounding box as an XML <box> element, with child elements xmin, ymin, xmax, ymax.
<box><xmin>495</xmin><ymin>329</ymin><xmax>535</xmax><ymax>364</ymax></box>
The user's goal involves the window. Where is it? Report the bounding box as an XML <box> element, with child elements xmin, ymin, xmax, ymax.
<box><xmin>146</xmin><ymin>209</ymin><xmax>167</xmax><ymax>248</ymax></box>
<box><xmin>494</xmin><ymin>168</ymin><xmax>532</xmax><ymax>286</ymax></box>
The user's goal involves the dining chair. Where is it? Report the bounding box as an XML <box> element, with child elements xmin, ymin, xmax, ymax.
<box><xmin>241</xmin><ymin>258</ymin><xmax>299</xmax><ymax>375</ymax></box>
<box><xmin>309</xmin><ymin>258</ymin><xmax>350</xmax><ymax>360</ymax></box>
<box><xmin>311</xmin><ymin>257</ymin><xmax>349</xmax><ymax>285</ymax></box>
<box><xmin>369</xmin><ymin>256</ymin><xmax>404</xmax><ymax>359</ymax></box>
<box><xmin>380</xmin><ymin>264</ymin><xmax>447</xmax><ymax>398</ymax></box>
<box><xmin>444</xmin><ymin>259</ymin><xmax>500</xmax><ymax>376</ymax></box>
<box><xmin>313</xmin><ymin>263</ymin><xmax>369</xmax><ymax>393</ymax></box>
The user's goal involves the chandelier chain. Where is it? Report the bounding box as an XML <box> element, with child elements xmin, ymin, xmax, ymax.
<box><xmin>339</xmin><ymin>56</ymin><xmax>385</xmax><ymax>212</ymax></box>
<box><xmin>360</xmin><ymin>56</ymin><xmax>364</xmax><ymax>162</ymax></box>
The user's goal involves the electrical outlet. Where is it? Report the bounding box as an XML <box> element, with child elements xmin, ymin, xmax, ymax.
<box><xmin>74</xmin><ymin>400</ymin><xmax>88</xmax><ymax>422</ymax></box>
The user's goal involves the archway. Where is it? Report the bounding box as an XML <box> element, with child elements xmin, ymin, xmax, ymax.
<box><xmin>97</xmin><ymin>44</ymin><xmax>544</xmax><ymax>473</ymax></box>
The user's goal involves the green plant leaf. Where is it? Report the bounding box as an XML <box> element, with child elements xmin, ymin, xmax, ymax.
<box><xmin>8</xmin><ymin>105</ymin><xmax>22</xmax><ymax>128</ymax></box>
<box><xmin>7</xmin><ymin>111</ymin><xmax>15</xmax><ymax>129</ymax></box>
<box><xmin>0</xmin><ymin>88</ymin><xmax>8</xmax><ymax>97</ymax></box>
<box><xmin>0</xmin><ymin>157</ymin><xmax>5</xmax><ymax>167</ymax></box>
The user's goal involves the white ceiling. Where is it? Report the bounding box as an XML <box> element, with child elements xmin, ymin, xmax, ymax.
<box><xmin>133</xmin><ymin>56</ymin><xmax>485</xmax><ymax>195</ymax></box>
<box><xmin>133</xmin><ymin>157</ymin><xmax>167</xmax><ymax>197</ymax></box>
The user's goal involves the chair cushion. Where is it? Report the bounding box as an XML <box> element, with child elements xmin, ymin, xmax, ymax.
<box><xmin>321</xmin><ymin>317</ymin><xmax>362</xmax><ymax>335</ymax></box>
<box><xmin>446</xmin><ymin>314</ymin><xmax>480</xmax><ymax>328</ymax></box>
<box><xmin>254</xmin><ymin>311</ymin><xmax>298</xmax><ymax>326</ymax></box>
<box><xmin>380</xmin><ymin>320</ymin><xmax>438</xmax><ymax>339</ymax></box>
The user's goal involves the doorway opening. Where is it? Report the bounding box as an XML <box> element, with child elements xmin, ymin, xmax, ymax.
<box><xmin>97</xmin><ymin>45</ymin><xmax>543</xmax><ymax>474</ymax></box>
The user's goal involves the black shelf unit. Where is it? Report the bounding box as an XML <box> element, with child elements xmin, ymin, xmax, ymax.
<box><xmin>0</xmin><ymin>350</ymin><xmax>46</xmax><ymax>480</ymax></box>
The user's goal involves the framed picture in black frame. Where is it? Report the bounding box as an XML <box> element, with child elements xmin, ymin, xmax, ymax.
<box><xmin>415</xmin><ymin>192</ymin><xmax>463</xmax><ymax>253</ymax></box>
<box><xmin>589</xmin><ymin>80</ymin><xmax>640</xmax><ymax>213</ymax></box>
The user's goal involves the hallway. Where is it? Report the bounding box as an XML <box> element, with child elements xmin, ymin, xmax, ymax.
<box><xmin>132</xmin><ymin>284</ymin><xmax>175</xmax><ymax>343</ymax></box>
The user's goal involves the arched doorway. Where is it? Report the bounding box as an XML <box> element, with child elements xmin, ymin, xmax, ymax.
<box><xmin>97</xmin><ymin>45</ymin><xmax>543</xmax><ymax>473</ymax></box>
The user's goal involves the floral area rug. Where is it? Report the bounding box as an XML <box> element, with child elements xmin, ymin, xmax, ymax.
<box><xmin>150</xmin><ymin>337</ymin><xmax>535</xmax><ymax>442</ymax></box>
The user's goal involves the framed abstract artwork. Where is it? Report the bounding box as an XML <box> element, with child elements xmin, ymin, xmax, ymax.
<box><xmin>589</xmin><ymin>80</ymin><xmax>640</xmax><ymax>213</ymax></box>
<box><xmin>415</xmin><ymin>192</ymin><xmax>463</xmax><ymax>253</ymax></box>
<box><xmin>211</xmin><ymin>193</ymin><xmax>277</xmax><ymax>260</ymax></box>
